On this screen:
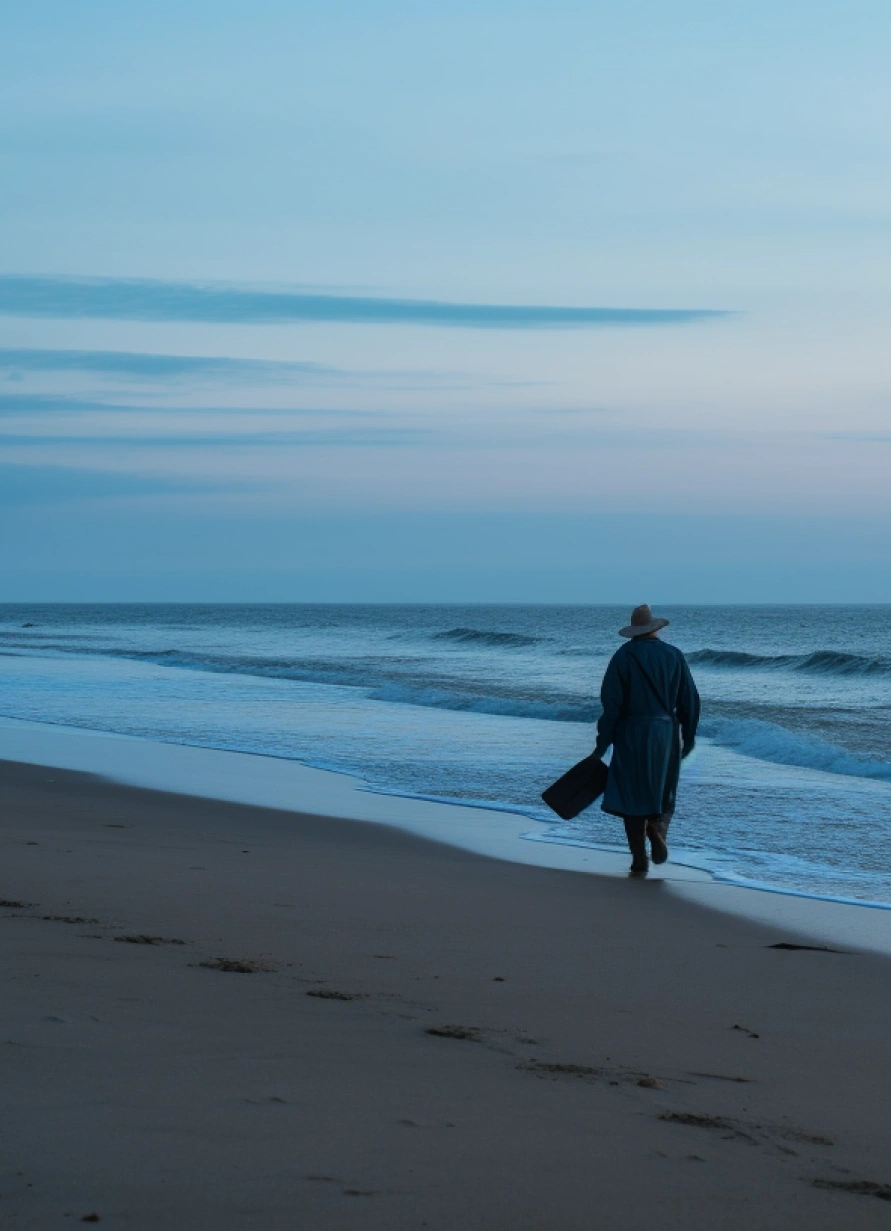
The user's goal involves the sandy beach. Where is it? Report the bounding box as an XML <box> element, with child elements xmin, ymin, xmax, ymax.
<box><xmin>6</xmin><ymin>0</ymin><xmax>890</xmax><ymax>1224</ymax></box>
<box><xmin>3</xmin><ymin>757</ymin><xmax>891</xmax><ymax>1229</ymax></box>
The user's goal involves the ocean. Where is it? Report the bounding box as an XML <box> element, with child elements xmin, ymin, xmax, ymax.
<box><xmin>1</xmin><ymin>603</ymin><xmax>890</xmax><ymax>905</ymax></box>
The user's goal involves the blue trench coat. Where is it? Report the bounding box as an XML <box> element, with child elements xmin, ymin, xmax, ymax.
<box><xmin>593</xmin><ymin>638</ymin><xmax>700</xmax><ymax>818</ymax></box>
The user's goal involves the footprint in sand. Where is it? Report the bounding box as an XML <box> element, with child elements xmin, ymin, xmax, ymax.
<box><xmin>42</xmin><ymin>915</ymin><xmax>100</xmax><ymax>924</ymax></box>
<box><xmin>659</xmin><ymin>1111</ymin><xmax>757</xmax><ymax>1143</ymax></box>
<box><xmin>731</xmin><ymin>1023</ymin><xmax>760</xmax><ymax>1039</ymax></box>
<box><xmin>196</xmin><ymin>957</ymin><xmax>276</xmax><ymax>973</ymax></box>
<box><xmin>688</xmin><ymin>1071</ymin><xmax>755</xmax><ymax>1084</ymax></box>
<box><xmin>306</xmin><ymin>989</ymin><xmax>367</xmax><ymax>1001</ymax></box>
<box><xmin>660</xmin><ymin>1110</ymin><xmax>833</xmax><ymax>1152</ymax></box>
<box><xmin>517</xmin><ymin>1059</ymin><xmax>604</xmax><ymax>1080</ymax></box>
<box><xmin>114</xmin><ymin>935</ymin><xmax>187</xmax><ymax>946</ymax></box>
<box><xmin>426</xmin><ymin>1024</ymin><xmax>482</xmax><ymax>1041</ymax></box>
<box><xmin>813</xmin><ymin>1179</ymin><xmax>891</xmax><ymax>1202</ymax></box>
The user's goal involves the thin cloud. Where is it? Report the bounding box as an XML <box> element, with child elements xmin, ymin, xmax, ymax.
<box><xmin>0</xmin><ymin>275</ymin><xmax>732</xmax><ymax>329</ymax></box>
<box><xmin>0</xmin><ymin>348</ymin><xmax>337</xmax><ymax>383</ymax></box>
<box><xmin>0</xmin><ymin>429</ymin><xmax>433</xmax><ymax>448</ymax></box>
<box><xmin>0</xmin><ymin>347</ymin><xmax>541</xmax><ymax>392</ymax></box>
<box><xmin>0</xmin><ymin>393</ymin><xmax>376</xmax><ymax>418</ymax></box>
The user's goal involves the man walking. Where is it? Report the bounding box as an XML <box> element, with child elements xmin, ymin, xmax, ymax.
<box><xmin>594</xmin><ymin>605</ymin><xmax>700</xmax><ymax>877</ymax></box>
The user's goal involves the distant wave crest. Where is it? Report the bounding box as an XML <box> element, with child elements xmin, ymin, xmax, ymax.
<box><xmin>431</xmin><ymin>627</ymin><xmax>541</xmax><ymax>648</ymax></box>
<box><xmin>688</xmin><ymin>647</ymin><xmax>891</xmax><ymax>677</ymax></box>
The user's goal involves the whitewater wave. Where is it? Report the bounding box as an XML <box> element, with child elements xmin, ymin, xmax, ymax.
<box><xmin>688</xmin><ymin>647</ymin><xmax>891</xmax><ymax>677</ymax></box>
<box><xmin>431</xmin><ymin>627</ymin><xmax>542</xmax><ymax>648</ymax></box>
<box><xmin>6</xmin><ymin>638</ymin><xmax>891</xmax><ymax>781</ymax></box>
<box><xmin>703</xmin><ymin>717</ymin><xmax>891</xmax><ymax>782</ymax></box>
<box><xmin>19</xmin><ymin>643</ymin><xmax>597</xmax><ymax>723</ymax></box>
<box><xmin>366</xmin><ymin>681</ymin><xmax>596</xmax><ymax>723</ymax></box>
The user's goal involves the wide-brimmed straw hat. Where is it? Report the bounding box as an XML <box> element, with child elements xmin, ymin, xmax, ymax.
<box><xmin>619</xmin><ymin>604</ymin><xmax>670</xmax><ymax>639</ymax></box>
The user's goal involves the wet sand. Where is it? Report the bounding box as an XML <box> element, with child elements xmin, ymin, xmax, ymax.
<box><xmin>3</xmin><ymin>757</ymin><xmax>891</xmax><ymax>1229</ymax></box>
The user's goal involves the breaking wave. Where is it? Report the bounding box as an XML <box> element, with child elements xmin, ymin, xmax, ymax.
<box><xmin>703</xmin><ymin>717</ymin><xmax>891</xmax><ymax>782</ymax></box>
<box><xmin>688</xmin><ymin>648</ymin><xmax>891</xmax><ymax>677</ymax></box>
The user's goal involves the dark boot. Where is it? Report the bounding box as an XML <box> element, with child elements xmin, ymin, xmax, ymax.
<box><xmin>623</xmin><ymin>817</ymin><xmax>649</xmax><ymax>878</ymax></box>
<box><xmin>647</xmin><ymin>817</ymin><xmax>670</xmax><ymax>865</ymax></box>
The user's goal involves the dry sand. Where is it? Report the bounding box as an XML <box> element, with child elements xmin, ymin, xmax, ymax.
<box><xmin>2</xmin><ymin>757</ymin><xmax>891</xmax><ymax>1229</ymax></box>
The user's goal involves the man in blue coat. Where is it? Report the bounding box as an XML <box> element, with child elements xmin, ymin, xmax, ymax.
<box><xmin>594</xmin><ymin>605</ymin><xmax>700</xmax><ymax>877</ymax></box>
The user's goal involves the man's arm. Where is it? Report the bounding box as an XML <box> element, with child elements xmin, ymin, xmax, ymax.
<box><xmin>593</xmin><ymin>653</ymin><xmax>625</xmax><ymax>759</ymax></box>
<box><xmin>676</xmin><ymin>654</ymin><xmax>701</xmax><ymax>757</ymax></box>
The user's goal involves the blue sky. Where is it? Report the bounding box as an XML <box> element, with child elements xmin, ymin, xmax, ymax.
<box><xmin>2</xmin><ymin>1</ymin><xmax>890</xmax><ymax>600</ymax></box>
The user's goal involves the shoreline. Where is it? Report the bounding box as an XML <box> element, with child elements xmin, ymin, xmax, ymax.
<box><xmin>3</xmin><ymin>714</ymin><xmax>891</xmax><ymax>953</ymax></box>
<box><xmin>2</xmin><ymin>601</ymin><xmax>891</xmax><ymax>915</ymax></box>
<box><xmin>4</xmin><ymin>756</ymin><xmax>891</xmax><ymax>1228</ymax></box>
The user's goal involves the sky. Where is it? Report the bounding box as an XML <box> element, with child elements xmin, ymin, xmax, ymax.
<box><xmin>2</xmin><ymin>0</ymin><xmax>890</xmax><ymax>601</ymax></box>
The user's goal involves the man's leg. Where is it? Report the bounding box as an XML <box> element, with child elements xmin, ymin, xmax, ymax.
<box><xmin>646</xmin><ymin>812</ymin><xmax>672</xmax><ymax>865</ymax></box>
<box><xmin>622</xmin><ymin>816</ymin><xmax>649</xmax><ymax>876</ymax></box>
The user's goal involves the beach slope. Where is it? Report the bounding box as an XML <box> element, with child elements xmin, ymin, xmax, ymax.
<box><xmin>2</xmin><ymin>759</ymin><xmax>890</xmax><ymax>1229</ymax></box>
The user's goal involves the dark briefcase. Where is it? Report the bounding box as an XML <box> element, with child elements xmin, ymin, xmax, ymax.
<box><xmin>541</xmin><ymin>754</ymin><xmax>608</xmax><ymax>821</ymax></box>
